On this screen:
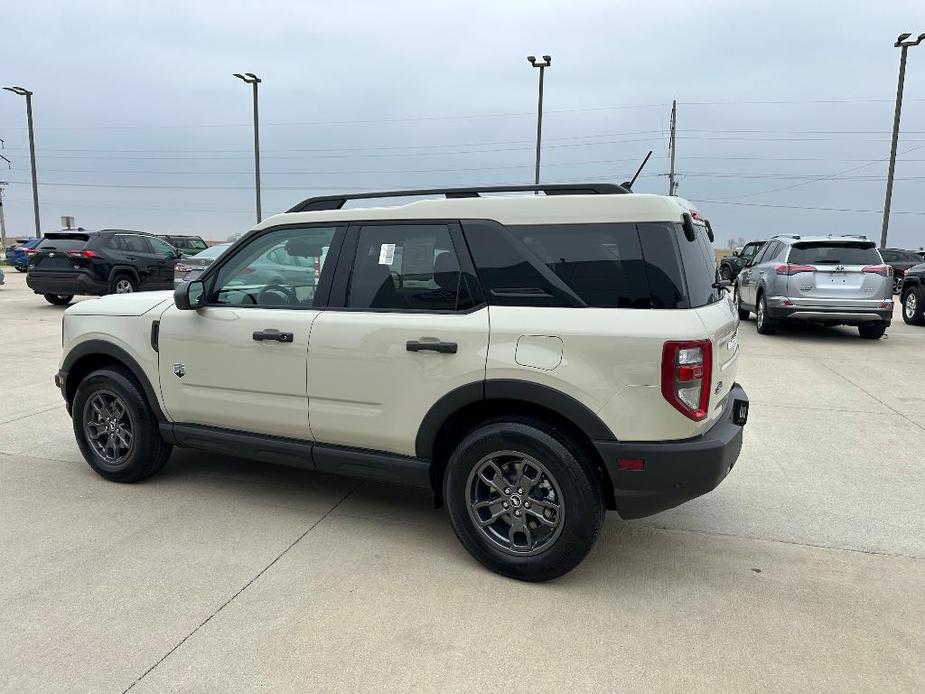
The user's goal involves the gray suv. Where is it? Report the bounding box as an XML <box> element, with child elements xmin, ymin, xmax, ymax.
<box><xmin>735</xmin><ymin>235</ymin><xmax>893</xmax><ymax>339</ymax></box>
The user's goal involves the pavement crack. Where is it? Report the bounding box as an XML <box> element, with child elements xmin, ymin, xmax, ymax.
<box><xmin>0</xmin><ymin>403</ymin><xmax>65</xmax><ymax>425</ymax></box>
<box><xmin>120</xmin><ymin>487</ymin><xmax>357</xmax><ymax>694</ymax></box>
<box><xmin>818</xmin><ymin>361</ymin><xmax>925</xmax><ymax>434</ymax></box>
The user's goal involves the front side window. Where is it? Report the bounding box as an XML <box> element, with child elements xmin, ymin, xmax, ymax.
<box><xmin>149</xmin><ymin>237</ymin><xmax>177</xmax><ymax>256</ymax></box>
<box><xmin>347</xmin><ymin>224</ymin><xmax>469</xmax><ymax>311</ymax></box>
<box><xmin>210</xmin><ymin>227</ymin><xmax>336</xmax><ymax>307</ymax></box>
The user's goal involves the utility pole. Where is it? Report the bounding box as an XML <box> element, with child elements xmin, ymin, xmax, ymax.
<box><xmin>527</xmin><ymin>55</ymin><xmax>551</xmax><ymax>186</ymax></box>
<box><xmin>668</xmin><ymin>100</ymin><xmax>678</xmax><ymax>196</ymax></box>
<box><xmin>881</xmin><ymin>32</ymin><xmax>924</xmax><ymax>249</ymax></box>
<box><xmin>3</xmin><ymin>86</ymin><xmax>42</xmax><ymax>237</ymax></box>
<box><xmin>233</xmin><ymin>73</ymin><xmax>263</xmax><ymax>223</ymax></box>
<box><xmin>0</xmin><ymin>182</ymin><xmax>8</xmax><ymax>251</ymax></box>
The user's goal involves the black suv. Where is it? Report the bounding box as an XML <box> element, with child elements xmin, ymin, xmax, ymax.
<box><xmin>879</xmin><ymin>248</ymin><xmax>922</xmax><ymax>294</ymax></box>
<box><xmin>26</xmin><ymin>230</ymin><xmax>181</xmax><ymax>305</ymax></box>
<box><xmin>157</xmin><ymin>235</ymin><xmax>208</xmax><ymax>256</ymax></box>
<box><xmin>900</xmin><ymin>261</ymin><xmax>925</xmax><ymax>326</ymax></box>
<box><xmin>719</xmin><ymin>240</ymin><xmax>765</xmax><ymax>281</ymax></box>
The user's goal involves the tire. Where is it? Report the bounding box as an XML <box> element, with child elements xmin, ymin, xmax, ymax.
<box><xmin>734</xmin><ymin>286</ymin><xmax>750</xmax><ymax>321</ymax></box>
<box><xmin>755</xmin><ymin>294</ymin><xmax>776</xmax><ymax>335</ymax></box>
<box><xmin>719</xmin><ymin>265</ymin><xmax>732</xmax><ymax>282</ymax></box>
<box><xmin>110</xmin><ymin>274</ymin><xmax>136</xmax><ymax>294</ymax></box>
<box><xmin>902</xmin><ymin>290</ymin><xmax>925</xmax><ymax>326</ymax></box>
<box><xmin>892</xmin><ymin>277</ymin><xmax>902</xmax><ymax>295</ymax></box>
<box><xmin>858</xmin><ymin>322</ymin><xmax>887</xmax><ymax>340</ymax></box>
<box><xmin>72</xmin><ymin>366</ymin><xmax>172</xmax><ymax>482</ymax></box>
<box><xmin>443</xmin><ymin>420</ymin><xmax>605</xmax><ymax>582</ymax></box>
<box><xmin>16</xmin><ymin>266</ymin><xmax>27</xmax><ymax>273</ymax></box>
<box><xmin>43</xmin><ymin>293</ymin><xmax>73</xmax><ymax>305</ymax></box>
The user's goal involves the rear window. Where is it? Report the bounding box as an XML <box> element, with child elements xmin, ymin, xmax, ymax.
<box><xmin>788</xmin><ymin>242</ymin><xmax>880</xmax><ymax>265</ymax></box>
<box><xmin>37</xmin><ymin>234</ymin><xmax>89</xmax><ymax>252</ymax></box>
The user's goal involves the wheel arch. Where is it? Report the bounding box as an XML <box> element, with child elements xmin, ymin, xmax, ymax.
<box><xmin>62</xmin><ymin>340</ymin><xmax>165</xmax><ymax>421</ymax></box>
<box><xmin>416</xmin><ymin>380</ymin><xmax>618</xmax><ymax>509</ymax></box>
<box><xmin>108</xmin><ymin>265</ymin><xmax>140</xmax><ymax>285</ymax></box>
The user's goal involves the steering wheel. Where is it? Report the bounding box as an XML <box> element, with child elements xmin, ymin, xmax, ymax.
<box><xmin>257</xmin><ymin>283</ymin><xmax>298</xmax><ymax>306</ymax></box>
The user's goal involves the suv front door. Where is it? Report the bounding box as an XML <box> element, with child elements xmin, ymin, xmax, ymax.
<box><xmin>147</xmin><ymin>236</ymin><xmax>181</xmax><ymax>288</ymax></box>
<box><xmin>307</xmin><ymin>221</ymin><xmax>489</xmax><ymax>457</ymax></box>
<box><xmin>156</xmin><ymin>225</ymin><xmax>340</xmax><ymax>438</ymax></box>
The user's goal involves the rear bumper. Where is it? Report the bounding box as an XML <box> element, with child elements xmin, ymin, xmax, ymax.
<box><xmin>594</xmin><ymin>383</ymin><xmax>748</xmax><ymax>520</ymax></box>
<box><xmin>765</xmin><ymin>297</ymin><xmax>892</xmax><ymax>324</ymax></box>
<box><xmin>27</xmin><ymin>270</ymin><xmax>106</xmax><ymax>296</ymax></box>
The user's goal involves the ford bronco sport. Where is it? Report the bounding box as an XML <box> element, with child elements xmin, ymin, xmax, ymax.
<box><xmin>55</xmin><ymin>183</ymin><xmax>748</xmax><ymax>581</ymax></box>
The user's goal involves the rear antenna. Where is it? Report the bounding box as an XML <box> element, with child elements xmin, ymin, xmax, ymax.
<box><xmin>621</xmin><ymin>150</ymin><xmax>652</xmax><ymax>192</ymax></box>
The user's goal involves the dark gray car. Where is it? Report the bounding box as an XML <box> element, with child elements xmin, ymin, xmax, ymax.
<box><xmin>735</xmin><ymin>235</ymin><xmax>893</xmax><ymax>339</ymax></box>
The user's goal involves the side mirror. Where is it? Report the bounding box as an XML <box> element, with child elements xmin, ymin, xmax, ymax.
<box><xmin>174</xmin><ymin>280</ymin><xmax>206</xmax><ymax>310</ymax></box>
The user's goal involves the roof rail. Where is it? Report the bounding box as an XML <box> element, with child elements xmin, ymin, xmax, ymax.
<box><xmin>286</xmin><ymin>182</ymin><xmax>629</xmax><ymax>213</ymax></box>
<box><xmin>838</xmin><ymin>234</ymin><xmax>868</xmax><ymax>240</ymax></box>
<box><xmin>772</xmin><ymin>234</ymin><xmax>801</xmax><ymax>240</ymax></box>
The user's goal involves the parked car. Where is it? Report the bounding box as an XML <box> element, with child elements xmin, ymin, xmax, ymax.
<box><xmin>916</xmin><ymin>250</ymin><xmax>925</xmax><ymax>261</ymax></box>
<box><xmin>26</xmin><ymin>229</ymin><xmax>181</xmax><ymax>305</ymax></box>
<box><xmin>735</xmin><ymin>235</ymin><xmax>893</xmax><ymax>339</ymax></box>
<box><xmin>0</xmin><ymin>265</ymin><xmax>4</xmax><ymax>286</ymax></box>
<box><xmin>719</xmin><ymin>240</ymin><xmax>765</xmax><ymax>281</ymax></box>
<box><xmin>158</xmin><ymin>235</ymin><xmax>208</xmax><ymax>256</ymax></box>
<box><xmin>5</xmin><ymin>238</ymin><xmax>41</xmax><ymax>271</ymax></box>
<box><xmin>879</xmin><ymin>248</ymin><xmax>922</xmax><ymax>294</ymax></box>
<box><xmin>55</xmin><ymin>183</ymin><xmax>748</xmax><ymax>581</ymax></box>
<box><xmin>174</xmin><ymin>243</ymin><xmax>232</xmax><ymax>285</ymax></box>
<box><xmin>899</xmin><ymin>262</ymin><xmax>925</xmax><ymax>326</ymax></box>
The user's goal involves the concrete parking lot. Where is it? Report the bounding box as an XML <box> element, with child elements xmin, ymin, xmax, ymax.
<box><xmin>1</xmin><ymin>268</ymin><xmax>923</xmax><ymax>693</ymax></box>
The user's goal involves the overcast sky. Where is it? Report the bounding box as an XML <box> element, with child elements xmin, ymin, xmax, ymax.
<box><xmin>2</xmin><ymin>0</ymin><xmax>925</xmax><ymax>247</ymax></box>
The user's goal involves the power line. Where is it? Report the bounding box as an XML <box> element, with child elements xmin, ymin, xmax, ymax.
<box><xmin>698</xmin><ymin>200</ymin><xmax>925</xmax><ymax>216</ymax></box>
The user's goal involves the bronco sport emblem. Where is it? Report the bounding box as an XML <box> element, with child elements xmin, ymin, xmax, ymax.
<box><xmin>173</xmin><ymin>363</ymin><xmax>186</xmax><ymax>378</ymax></box>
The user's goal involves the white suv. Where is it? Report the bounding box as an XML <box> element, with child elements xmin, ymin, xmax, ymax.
<box><xmin>55</xmin><ymin>183</ymin><xmax>748</xmax><ymax>581</ymax></box>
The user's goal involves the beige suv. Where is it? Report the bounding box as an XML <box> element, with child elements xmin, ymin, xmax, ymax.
<box><xmin>55</xmin><ymin>183</ymin><xmax>749</xmax><ymax>581</ymax></box>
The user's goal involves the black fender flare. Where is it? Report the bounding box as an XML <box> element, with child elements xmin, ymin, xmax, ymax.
<box><xmin>108</xmin><ymin>265</ymin><xmax>141</xmax><ymax>286</ymax></box>
<box><xmin>61</xmin><ymin>339</ymin><xmax>166</xmax><ymax>421</ymax></box>
<box><xmin>414</xmin><ymin>379</ymin><xmax>616</xmax><ymax>461</ymax></box>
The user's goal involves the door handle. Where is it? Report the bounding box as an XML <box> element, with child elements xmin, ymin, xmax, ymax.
<box><xmin>253</xmin><ymin>329</ymin><xmax>294</xmax><ymax>343</ymax></box>
<box><xmin>406</xmin><ymin>339</ymin><xmax>457</xmax><ymax>354</ymax></box>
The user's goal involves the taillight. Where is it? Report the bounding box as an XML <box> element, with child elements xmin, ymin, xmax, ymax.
<box><xmin>25</xmin><ymin>248</ymin><xmax>38</xmax><ymax>255</ymax></box>
<box><xmin>66</xmin><ymin>249</ymin><xmax>98</xmax><ymax>259</ymax></box>
<box><xmin>775</xmin><ymin>263</ymin><xmax>816</xmax><ymax>276</ymax></box>
<box><xmin>862</xmin><ymin>265</ymin><xmax>893</xmax><ymax>276</ymax></box>
<box><xmin>174</xmin><ymin>263</ymin><xmax>193</xmax><ymax>274</ymax></box>
<box><xmin>661</xmin><ymin>340</ymin><xmax>713</xmax><ymax>421</ymax></box>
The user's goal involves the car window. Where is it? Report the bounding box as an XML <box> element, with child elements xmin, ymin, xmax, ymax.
<box><xmin>751</xmin><ymin>242</ymin><xmax>774</xmax><ymax>265</ymax></box>
<box><xmin>111</xmin><ymin>235</ymin><xmax>152</xmax><ymax>253</ymax></box>
<box><xmin>741</xmin><ymin>243</ymin><xmax>760</xmax><ymax>260</ymax></box>
<box><xmin>880</xmin><ymin>250</ymin><xmax>897</xmax><ymax>262</ymax></box>
<box><xmin>149</xmin><ymin>237</ymin><xmax>177</xmax><ymax>255</ymax></box>
<box><xmin>211</xmin><ymin>227</ymin><xmax>336</xmax><ymax>308</ymax></box>
<box><xmin>347</xmin><ymin>224</ymin><xmax>468</xmax><ymax>311</ymax></box>
<box><xmin>789</xmin><ymin>243</ymin><xmax>881</xmax><ymax>265</ymax></box>
<box><xmin>509</xmin><ymin>223</ymin><xmax>651</xmax><ymax>309</ymax></box>
<box><xmin>37</xmin><ymin>234</ymin><xmax>89</xmax><ymax>251</ymax></box>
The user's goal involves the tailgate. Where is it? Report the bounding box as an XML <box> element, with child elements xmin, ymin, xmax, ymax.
<box><xmin>30</xmin><ymin>233</ymin><xmax>91</xmax><ymax>272</ymax></box>
<box><xmin>695</xmin><ymin>297</ymin><xmax>740</xmax><ymax>421</ymax></box>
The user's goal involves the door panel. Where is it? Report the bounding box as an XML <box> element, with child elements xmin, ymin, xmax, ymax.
<box><xmin>307</xmin><ymin>309</ymin><xmax>489</xmax><ymax>456</ymax></box>
<box><xmin>158</xmin><ymin>304</ymin><xmax>316</xmax><ymax>438</ymax></box>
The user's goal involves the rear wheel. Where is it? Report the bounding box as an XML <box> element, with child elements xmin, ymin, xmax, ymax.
<box><xmin>902</xmin><ymin>290</ymin><xmax>924</xmax><ymax>326</ymax></box>
<box><xmin>892</xmin><ymin>277</ymin><xmax>902</xmax><ymax>295</ymax></box>
<box><xmin>43</xmin><ymin>293</ymin><xmax>73</xmax><ymax>305</ymax></box>
<box><xmin>858</xmin><ymin>322</ymin><xmax>887</xmax><ymax>340</ymax></box>
<box><xmin>755</xmin><ymin>294</ymin><xmax>776</xmax><ymax>334</ymax></box>
<box><xmin>444</xmin><ymin>421</ymin><xmax>604</xmax><ymax>581</ymax></box>
<box><xmin>16</xmin><ymin>266</ymin><xmax>27</xmax><ymax>273</ymax></box>
<box><xmin>72</xmin><ymin>367</ymin><xmax>172</xmax><ymax>482</ymax></box>
<box><xmin>110</xmin><ymin>274</ymin><xmax>136</xmax><ymax>294</ymax></box>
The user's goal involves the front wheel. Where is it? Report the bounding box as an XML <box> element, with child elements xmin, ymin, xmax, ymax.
<box><xmin>72</xmin><ymin>367</ymin><xmax>172</xmax><ymax>482</ymax></box>
<box><xmin>892</xmin><ymin>277</ymin><xmax>902</xmax><ymax>295</ymax></box>
<box><xmin>444</xmin><ymin>421</ymin><xmax>605</xmax><ymax>581</ymax></box>
<box><xmin>902</xmin><ymin>290</ymin><xmax>924</xmax><ymax>326</ymax></box>
<box><xmin>858</xmin><ymin>322</ymin><xmax>887</xmax><ymax>340</ymax></box>
<box><xmin>43</xmin><ymin>293</ymin><xmax>73</xmax><ymax>305</ymax></box>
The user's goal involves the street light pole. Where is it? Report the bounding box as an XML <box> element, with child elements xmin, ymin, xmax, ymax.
<box><xmin>881</xmin><ymin>32</ymin><xmax>924</xmax><ymax>249</ymax></box>
<box><xmin>3</xmin><ymin>86</ymin><xmax>42</xmax><ymax>237</ymax></box>
<box><xmin>527</xmin><ymin>55</ymin><xmax>551</xmax><ymax>186</ymax></box>
<box><xmin>233</xmin><ymin>72</ymin><xmax>263</xmax><ymax>223</ymax></box>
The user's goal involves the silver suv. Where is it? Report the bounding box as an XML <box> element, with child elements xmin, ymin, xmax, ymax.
<box><xmin>735</xmin><ymin>235</ymin><xmax>893</xmax><ymax>339</ymax></box>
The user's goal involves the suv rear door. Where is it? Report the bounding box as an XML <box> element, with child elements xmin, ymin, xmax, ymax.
<box><xmin>306</xmin><ymin>221</ymin><xmax>489</xmax><ymax>457</ymax></box>
<box><xmin>785</xmin><ymin>241</ymin><xmax>886</xmax><ymax>305</ymax></box>
<box><xmin>29</xmin><ymin>233</ymin><xmax>92</xmax><ymax>273</ymax></box>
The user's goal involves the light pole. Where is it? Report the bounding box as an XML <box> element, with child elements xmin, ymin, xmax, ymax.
<box><xmin>881</xmin><ymin>32</ymin><xmax>924</xmax><ymax>249</ymax></box>
<box><xmin>527</xmin><ymin>55</ymin><xmax>551</xmax><ymax>186</ymax></box>
<box><xmin>3</xmin><ymin>86</ymin><xmax>42</xmax><ymax>237</ymax></box>
<box><xmin>233</xmin><ymin>72</ymin><xmax>263</xmax><ymax>223</ymax></box>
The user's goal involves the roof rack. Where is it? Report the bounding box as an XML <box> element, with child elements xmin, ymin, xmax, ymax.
<box><xmin>286</xmin><ymin>182</ymin><xmax>629</xmax><ymax>213</ymax></box>
<box><xmin>772</xmin><ymin>234</ymin><xmax>801</xmax><ymax>240</ymax></box>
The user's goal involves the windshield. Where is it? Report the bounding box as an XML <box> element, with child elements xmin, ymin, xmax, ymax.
<box><xmin>788</xmin><ymin>242</ymin><xmax>880</xmax><ymax>265</ymax></box>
